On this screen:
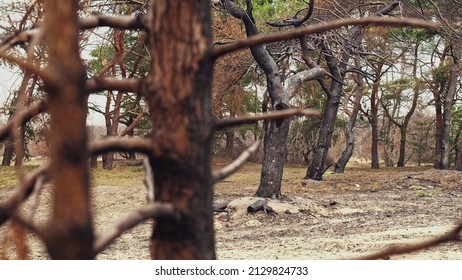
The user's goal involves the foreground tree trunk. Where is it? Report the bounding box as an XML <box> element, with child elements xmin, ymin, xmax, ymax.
<box><xmin>42</xmin><ymin>0</ymin><xmax>94</xmax><ymax>259</ymax></box>
<box><xmin>145</xmin><ymin>0</ymin><xmax>215</xmax><ymax>259</ymax></box>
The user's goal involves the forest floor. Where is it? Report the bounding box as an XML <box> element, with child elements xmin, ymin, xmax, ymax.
<box><xmin>1</xmin><ymin>159</ymin><xmax>462</xmax><ymax>259</ymax></box>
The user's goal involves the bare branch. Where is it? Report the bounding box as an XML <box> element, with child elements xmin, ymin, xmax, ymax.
<box><xmin>214</xmin><ymin>17</ymin><xmax>439</xmax><ymax>58</ymax></box>
<box><xmin>0</xmin><ymin>15</ymin><xmax>146</xmax><ymax>51</ymax></box>
<box><xmin>0</xmin><ymin>164</ymin><xmax>49</xmax><ymax>227</ymax></box>
<box><xmin>215</xmin><ymin>108</ymin><xmax>320</xmax><ymax>130</ymax></box>
<box><xmin>356</xmin><ymin>223</ymin><xmax>462</xmax><ymax>260</ymax></box>
<box><xmin>78</xmin><ymin>14</ymin><xmax>148</xmax><ymax>30</ymax></box>
<box><xmin>212</xmin><ymin>140</ymin><xmax>261</xmax><ymax>183</ymax></box>
<box><xmin>0</xmin><ymin>53</ymin><xmax>54</xmax><ymax>84</ymax></box>
<box><xmin>267</xmin><ymin>0</ymin><xmax>315</xmax><ymax>27</ymax></box>
<box><xmin>286</xmin><ymin>68</ymin><xmax>329</xmax><ymax>100</ymax></box>
<box><xmin>0</xmin><ymin>29</ymin><xmax>40</xmax><ymax>53</ymax></box>
<box><xmin>88</xmin><ymin>137</ymin><xmax>152</xmax><ymax>155</ymax></box>
<box><xmin>85</xmin><ymin>77</ymin><xmax>142</xmax><ymax>94</ymax></box>
<box><xmin>118</xmin><ymin>108</ymin><xmax>147</xmax><ymax>137</ymax></box>
<box><xmin>0</xmin><ymin>100</ymin><xmax>46</xmax><ymax>142</ymax></box>
<box><xmin>93</xmin><ymin>202</ymin><xmax>178</xmax><ymax>255</ymax></box>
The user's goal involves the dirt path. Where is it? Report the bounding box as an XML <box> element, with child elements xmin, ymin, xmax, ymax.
<box><xmin>1</xmin><ymin>167</ymin><xmax>462</xmax><ymax>259</ymax></box>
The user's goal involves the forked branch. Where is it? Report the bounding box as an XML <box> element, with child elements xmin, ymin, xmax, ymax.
<box><xmin>212</xmin><ymin>140</ymin><xmax>261</xmax><ymax>183</ymax></box>
<box><xmin>215</xmin><ymin>108</ymin><xmax>320</xmax><ymax>130</ymax></box>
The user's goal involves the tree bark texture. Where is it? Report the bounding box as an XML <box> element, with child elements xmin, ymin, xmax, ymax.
<box><xmin>145</xmin><ymin>0</ymin><xmax>215</xmax><ymax>259</ymax></box>
<box><xmin>222</xmin><ymin>0</ymin><xmax>289</xmax><ymax>198</ymax></box>
<box><xmin>43</xmin><ymin>0</ymin><xmax>94</xmax><ymax>259</ymax></box>
<box><xmin>306</xmin><ymin>80</ymin><xmax>342</xmax><ymax>180</ymax></box>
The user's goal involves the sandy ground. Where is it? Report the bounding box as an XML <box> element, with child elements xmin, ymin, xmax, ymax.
<box><xmin>1</xmin><ymin>166</ymin><xmax>462</xmax><ymax>259</ymax></box>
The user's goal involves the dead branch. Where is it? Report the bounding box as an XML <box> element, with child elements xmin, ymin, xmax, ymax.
<box><xmin>214</xmin><ymin>108</ymin><xmax>320</xmax><ymax>130</ymax></box>
<box><xmin>85</xmin><ymin>77</ymin><xmax>142</xmax><ymax>94</ymax></box>
<box><xmin>93</xmin><ymin>202</ymin><xmax>178</xmax><ymax>255</ymax></box>
<box><xmin>212</xmin><ymin>140</ymin><xmax>261</xmax><ymax>183</ymax></box>
<box><xmin>356</xmin><ymin>223</ymin><xmax>462</xmax><ymax>260</ymax></box>
<box><xmin>0</xmin><ymin>100</ymin><xmax>46</xmax><ymax>142</ymax></box>
<box><xmin>267</xmin><ymin>0</ymin><xmax>315</xmax><ymax>27</ymax></box>
<box><xmin>88</xmin><ymin>137</ymin><xmax>152</xmax><ymax>155</ymax></box>
<box><xmin>118</xmin><ymin>109</ymin><xmax>147</xmax><ymax>137</ymax></box>
<box><xmin>214</xmin><ymin>17</ymin><xmax>439</xmax><ymax>58</ymax></box>
<box><xmin>0</xmin><ymin>16</ymin><xmax>146</xmax><ymax>53</ymax></box>
<box><xmin>0</xmin><ymin>164</ymin><xmax>49</xmax><ymax>227</ymax></box>
<box><xmin>0</xmin><ymin>53</ymin><xmax>53</xmax><ymax>84</ymax></box>
<box><xmin>78</xmin><ymin>14</ymin><xmax>148</xmax><ymax>30</ymax></box>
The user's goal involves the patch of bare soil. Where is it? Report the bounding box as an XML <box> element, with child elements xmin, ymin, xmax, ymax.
<box><xmin>1</xmin><ymin>166</ymin><xmax>462</xmax><ymax>259</ymax></box>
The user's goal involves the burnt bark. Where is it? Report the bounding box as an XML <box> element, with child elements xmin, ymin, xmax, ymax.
<box><xmin>308</xmin><ymin>1</ymin><xmax>399</xmax><ymax>178</ymax></box>
<box><xmin>335</xmin><ymin>67</ymin><xmax>363</xmax><ymax>173</ymax></box>
<box><xmin>222</xmin><ymin>0</ymin><xmax>289</xmax><ymax>198</ymax></box>
<box><xmin>307</xmin><ymin>75</ymin><xmax>343</xmax><ymax>180</ymax></box>
<box><xmin>42</xmin><ymin>0</ymin><xmax>93</xmax><ymax>259</ymax></box>
<box><xmin>145</xmin><ymin>0</ymin><xmax>215</xmax><ymax>259</ymax></box>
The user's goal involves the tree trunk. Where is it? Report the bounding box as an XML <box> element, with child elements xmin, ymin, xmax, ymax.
<box><xmin>146</xmin><ymin>0</ymin><xmax>215</xmax><ymax>259</ymax></box>
<box><xmin>90</xmin><ymin>155</ymin><xmax>98</xmax><ymax>168</ymax></box>
<box><xmin>225</xmin><ymin>129</ymin><xmax>235</xmax><ymax>153</ymax></box>
<box><xmin>441</xmin><ymin>46</ymin><xmax>461</xmax><ymax>169</ymax></box>
<box><xmin>1</xmin><ymin>138</ymin><xmax>14</xmax><ymax>166</ymax></box>
<box><xmin>42</xmin><ymin>0</ymin><xmax>93</xmax><ymax>259</ymax></box>
<box><xmin>369</xmin><ymin>74</ymin><xmax>380</xmax><ymax>169</ymax></box>
<box><xmin>397</xmin><ymin>128</ymin><xmax>407</xmax><ymax>167</ymax></box>
<box><xmin>307</xmin><ymin>83</ymin><xmax>342</xmax><ymax>180</ymax></box>
<box><xmin>102</xmin><ymin>92</ymin><xmax>114</xmax><ymax>170</ymax></box>
<box><xmin>256</xmin><ymin>116</ymin><xmax>290</xmax><ymax>198</ymax></box>
<box><xmin>335</xmin><ymin>63</ymin><xmax>363</xmax><ymax>173</ymax></box>
<box><xmin>433</xmin><ymin>80</ymin><xmax>444</xmax><ymax>169</ymax></box>
<box><xmin>222</xmin><ymin>0</ymin><xmax>289</xmax><ymax>197</ymax></box>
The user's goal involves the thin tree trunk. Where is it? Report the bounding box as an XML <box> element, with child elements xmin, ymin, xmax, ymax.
<box><xmin>307</xmin><ymin>81</ymin><xmax>342</xmax><ymax>180</ymax></box>
<box><xmin>432</xmin><ymin>76</ymin><xmax>445</xmax><ymax>168</ymax></box>
<box><xmin>441</xmin><ymin>46</ymin><xmax>461</xmax><ymax>169</ymax></box>
<box><xmin>1</xmin><ymin>138</ymin><xmax>14</xmax><ymax>166</ymax></box>
<box><xmin>335</xmin><ymin>63</ymin><xmax>363</xmax><ymax>173</ymax></box>
<box><xmin>369</xmin><ymin>71</ymin><xmax>381</xmax><ymax>169</ymax></box>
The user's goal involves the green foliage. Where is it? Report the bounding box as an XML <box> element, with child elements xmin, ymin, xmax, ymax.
<box><xmin>251</xmin><ymin>0</ymin><xmax>309</xmax><ymax>27</ymax></box>
<box><xmin>0</xmin><ymin>165</ymin><xmax>39</xmax><ymax>188</ymax></box>
<box><xmin>90</xmin><ymin>160</ymin><xmax>145</xmax><ymax>187</ymax></box>
<box><xmin>431</xmin><ymin>61</ymin><xmax>451</xmax><ymax>84</ymax></box>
